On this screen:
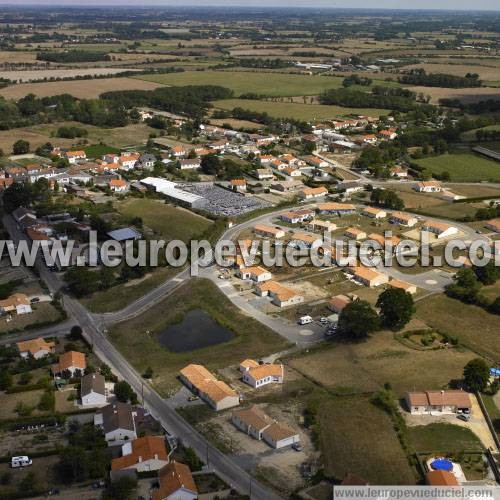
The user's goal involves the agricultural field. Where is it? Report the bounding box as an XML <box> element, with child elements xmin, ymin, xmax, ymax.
<box><xmin>116</xmin><ymin>198</ymin><xmax>213</xmax><ymax>242</ymax></box>
<box><xmin>0</xmin><ymin>68</ymin><xmax>143</xmax><ymax>84</ymax></box>
<box><xmin>108</xmin><ymin>278</ymin><xmax>290</xmax><ymax>396</ymax></box>
<box><xmin>212</xmin><ymin>98</ymin><xmax>391</xmax><ymax>120</ymax></box>
<box><xmin>414</xmin><ymin>153</ymin><xmax>500</xmax><ymax>182</ymax></box>
<box><xmin>0</xmin><ymin>76</ymin><xmax>163</xmax><ymax>99</ymax></box>
<box><xmin>0</xmin><ymin>121</ymin><xmax>156</xmax><ymax>153</ymax></box>
<box><xmin>415</xmin><ymin>295</ymin><xmax>500</xmax><ymax>360</ymax></box>
<box><xmin>289</xmin><ymin>328</ymin><xmax>476</xmax><ymax>397</ymax></box>
<box><xmin>400</xmin><ymin>63</ymin><xmax>500</xmax><ymax>82</ymax></box>
<box><xmin>318</xmin><ymin>394</ymin><xmax>416</xmax><ymax>485</ymax></box>
<box><xmin>135</xmin><ymin>70</ymin><xmax>347</xmax><ymax>97</ymax></box>
<box><xmin>461</xmin><ymin>124</ymin><xmax>500</xmax><ymax>141</ymax></box>
<box><xmin>408</xmin><ymin>85</ymin><xmax>500</xmax><ymax>104</ymax></box>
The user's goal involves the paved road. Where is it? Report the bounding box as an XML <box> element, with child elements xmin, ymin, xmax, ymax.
<box><xmin>2</xmin><ymin>215</ymin><xmax>278</xmax><ymax>500</ymax></box>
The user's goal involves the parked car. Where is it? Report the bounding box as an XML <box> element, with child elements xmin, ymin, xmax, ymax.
<box><xmin>292</xmin><ymin>442</ymin><xmax>303</xmax><ymax>451</ymax></box>
<box><xmin>457</xmin><ymin>414</ymin><xmax>470</xmax><ymax>422</ymax></box>
<box><xmin>319</xmin><ymin>317</ymin><xmax>329</xmax><ymax>324</ymax></box>
<box><xmin>187</xmin><ymin>395</ymin><xmax>199</xmax><ymax>402</ymax></box>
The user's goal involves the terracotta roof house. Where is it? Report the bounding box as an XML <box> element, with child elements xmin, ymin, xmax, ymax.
<box><xmin>485</xmin><ymin>218</ymin><xmax>500</xmax><ymax>233</ymax></box>
<box><xmin>348</xmin><ymin>266</ymin><xmax>389</xmax><ymax>288</ymax></box>
<box><xmin>109</xmin><ymin>178</ymin><xmax>127</xmax><ymax>192</ymax></box>
<box><xmin>344</xmin><ymin>227</ymin><xmax>367</xmax><ymax>241</ymax></box>
<box><xmin>232</xmin><ymin>406</ymin><xmax>273</xmax><ymax>440</ymax></box>
<box><xmin>253</xmin><ymin>224</ymin><xmax>285</xmax><ymax>239</ymax></box>
<box><xmin>241</xmin><ymin>362</ymin><xmax>284</xmax><ymax>388</ymax></box>
<box><xmin>17</xmin><ymin>337</ymin><xmax>55</xmax><ymax>359</ymax></box>
<box><xmin>414</xmin><ymin>181</ymin><xmax>442</xmax><ymax>193</ymax></box>
<box><xmin>328</xmin><ymin>294</ymin><xmax>351</xmax><ymax>313</ymax></box>
<box><xmin>389</xmin><ymin>279</ymin><xmax>417</xmax><ymax>295</ymax></box>
<box><xmin>111</xmin><ymin>436</ymin><xmax>169</xmax><ymax>472</ymax></box>
<box><xmin>51</xmin><ymin>351</ymin><xmax>86</xmax><ymax>376</ymax></box>
<box><xmin>254</xmin><ymin>280</ymin><xmax>304</xmax><ymax>308</ymax></box>
<box><xmin>362</xmin><ymin>206</ymin><xmax>387</xmax><ymax>219</ymax></box>
<box><xmin>426</xmin><ymin>469</ymin><xmax>459</xmax><ymax>486</ymax></box>
<box><xmin>317</xmin><ymin>203</ymin><xmax>356</xmax><ymax>215</ymax></box>
<box><xmin>153</xmin><ymin>462</ymin><xmax>197</xmax><ymax>500</ymax></box>
<box><xmin>298</xmin><ymin>186</ymin><xmax>328</xmax><ymax>200</ymax></box>
<box><xmin>406</xmin><ymin>390</ymin><xmax>471</xmax><ymax>414</ymax></box>
<box><xmin>389</xmin><ymin>211</ymin><xmax>418</xmax><ymax>227</ymax></box>
<box><xmin>0</xmin><ymin>293</ymin><xmax>31</xmax><ymax>315</ymax></box>
<box><xmin>179</xmin><ymin>364</ymin><xmax>239</xmax><ymax>411</ymax></box>
<box><xmin>237</xmin><ymin>266</ymin><xmax>272</xmax><ymax>283</ymax></box>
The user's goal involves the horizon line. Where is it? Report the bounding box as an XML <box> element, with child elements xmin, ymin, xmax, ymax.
<box><xmin>0</xmin><ymin>4</ymin><xmax>499</xmax><ymax>12</ymax></box>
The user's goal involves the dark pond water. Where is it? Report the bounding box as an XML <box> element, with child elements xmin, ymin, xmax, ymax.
<box><xmin>156</xmin><ymin>309</ymin><xmax>235</xmax><ymax>352</ymax></box>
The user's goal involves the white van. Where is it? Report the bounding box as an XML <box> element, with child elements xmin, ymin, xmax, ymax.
<box><xmin>11</xmin><ymin>456</ymin><xmax>32</xmax><ymax>468</ymax></box>
<box><xmin>298</xmin><ymin>315</ymin><xmax>313</xmax><ymax>325</ymax></box>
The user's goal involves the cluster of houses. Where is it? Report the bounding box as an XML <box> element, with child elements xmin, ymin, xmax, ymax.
<box><xmin>179</xmin><ymin>359</ymin><xmax>284</xmax><ymax>410</ymax></box>
<box><xmin>14</xmin><ymin>335</ymin><xmax>198</xmax><ymax>497</ymax></box>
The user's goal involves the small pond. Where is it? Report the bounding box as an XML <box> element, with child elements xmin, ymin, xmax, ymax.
<box><xmin>156</xmin><ymin>309</ymin><xmax>235</xmax><ymax>352</ymax></box>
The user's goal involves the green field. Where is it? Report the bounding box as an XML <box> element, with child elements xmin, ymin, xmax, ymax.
<box><xmin>318</xmin><ymin>395</ymin><xmax>416</xmax><ymax>484</ymax></box>
<box><xmin>408</xmin><ymin>423</ymin><xmax>483</xmax><ymax>452</ymax></box>
<box><xmin>135</xmin><ymin>70</ymin><xmax>347</xmax><ymax>97</ymax></box>
<box><xmin>109</xmin><ymin>278</ymin><xmax>290</xmax><ymax>396</ymax></box>
<box><xmin>84</xmin><ymin>143</ymin><xmax>120</xmax><ymax>158</ymax></box>
<box><xmin>461</xmin><ymin>125</ymin><xmax>500</xmax><ymax>141</ymax></box>
<box><xmin>117</xmin><ymin>198</ymin><xmax>212</xmax><ymax>242</ymax></box>
<box><xmin>415</xmin><ymin>295</ymin><xmax>500</xmax><ymax>361</ymax></box>
<box><xmin>213</xmin><ymin>98</ymin><xmax>391</xmax><ymax>120</ymax></box>
<box><xmin>415</xmin><ymin>153</ymin><xmax>500</xmax><ymax>182</ymax></box>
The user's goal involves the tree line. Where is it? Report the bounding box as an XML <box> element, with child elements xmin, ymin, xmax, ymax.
<box><xmin>36</xmin><ymin>50</ymin><xmax>111</xmax><ymax>63</ymax></box>
<box><xmin>399</xmin><ymin>69</ymin><xmax>482</xmax><ymax>88</ymax></box>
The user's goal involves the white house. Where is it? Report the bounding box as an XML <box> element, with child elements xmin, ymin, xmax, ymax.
<box><xmin>241</xmin><ymin>362</ymin><xmax>284</xmax><ymax>388</ymax></box>
<box><xmin>262</xmin><ymin>422</ymin><xmax>300</xmax><ymax>449</ymax></box>
<box><xmin>405</xmin><ymin>390</ymin><xmax>471</xmax><ymax>415</ymax></box>
<box><xmin>51</xmin><ymin>351</ymin><xmax>86</xmax><ymax>377</ymax></box>
<box><xmin>94</xmin><ymin>402</ymin><xmax>138</xmax><ymax>444</ymax></box>
<box><xmin>80</xmin><ymin>373</ymin><xmax>107</xmax><ymax>406</ymax></box>
<box><xmin>66</xmin><ymin>150</ymin><xmax>86</xmax><ymax>164</ymax></box>
<box><xmin>16</xmin><ymin>337</ymin><xmax>55</xmax><ymax>360</ymax></box>
<box><xmin>232</xmin><ymin>406</ymin><xmax>273</xmax><ymax>440</ymax></box>
<box><xmin>111</xmin><ymin>436</ymin><xmax>169</xmax><ymax>473</ymax></box>
<box><xmin>414</xmin><ymin>181</ymin><xmax>442</xmax><ymax>193</ymax></box>
<box><xmin>237</xmin><ymin>266</ymin><xmax>272</xmax><ymax>282</ymax></box>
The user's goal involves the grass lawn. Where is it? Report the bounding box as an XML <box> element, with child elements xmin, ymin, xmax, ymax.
<box><xmin>0</xmin><ymin>303</ymin><xmax>64</xmax><ymax>334</ymax></box>
<box><xmin>461</xmin><ymin>124</ymin><xmax>500</xmax><ymax>141</ymax></box>
<box><xmin>289</xmin><ymin>328</ymin><xmax>476</xmax><ymax>397</ymax></box>
<box><xmin>109</xmin><ymin>278</ymin><xmax>290</xmax><ymax>396</ymax></box>
<box><xmin>318</xmin><ymin>394</ymin><xmax>416</xmax><ymax>484</ymax></box>
<box><xmin>0</xmin><ymin>390</ymin><xmax>46</xmax><ymax>421</ymax></box>
<box><xmin>414</xmin><ymin>153</ymin><xmax>500</xmax><ymax>182</ymax></box>
<box><xmin>482</xmin><ymin>394</ymin><xmax>500</xmax><ymax>439</ymax></box>
<box><xmin>415</xmin><ymin>295</ymin><xmax>500</xmax><ymax>361</ymax></box>
<box><xmin>135</xmin><ymin>70</ymin><xmax>347</xmax><ymax>97</ymax></box>
<box><xmin>212</xmin><ymin>98</ymin><xmax>391</xmax><ymax>120</ymax></box>
<box><xmin>81</xmin><ymin>265</ymin><xmax>178</xmax><ymax>313</ymax></box>
<box><xmin>84</xmin><ymin>143</ymin><xmax>120</xmax><ymax>158</ymax></box>
<box><xmin>408</xmin><ymin>423</ymin><xmax>484</xmax><ymax>452</ymax></box>
<box><xmin>116</xmin><ymin>198</ymin><xmax>212</xmax><ymax>242</ymax></box>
